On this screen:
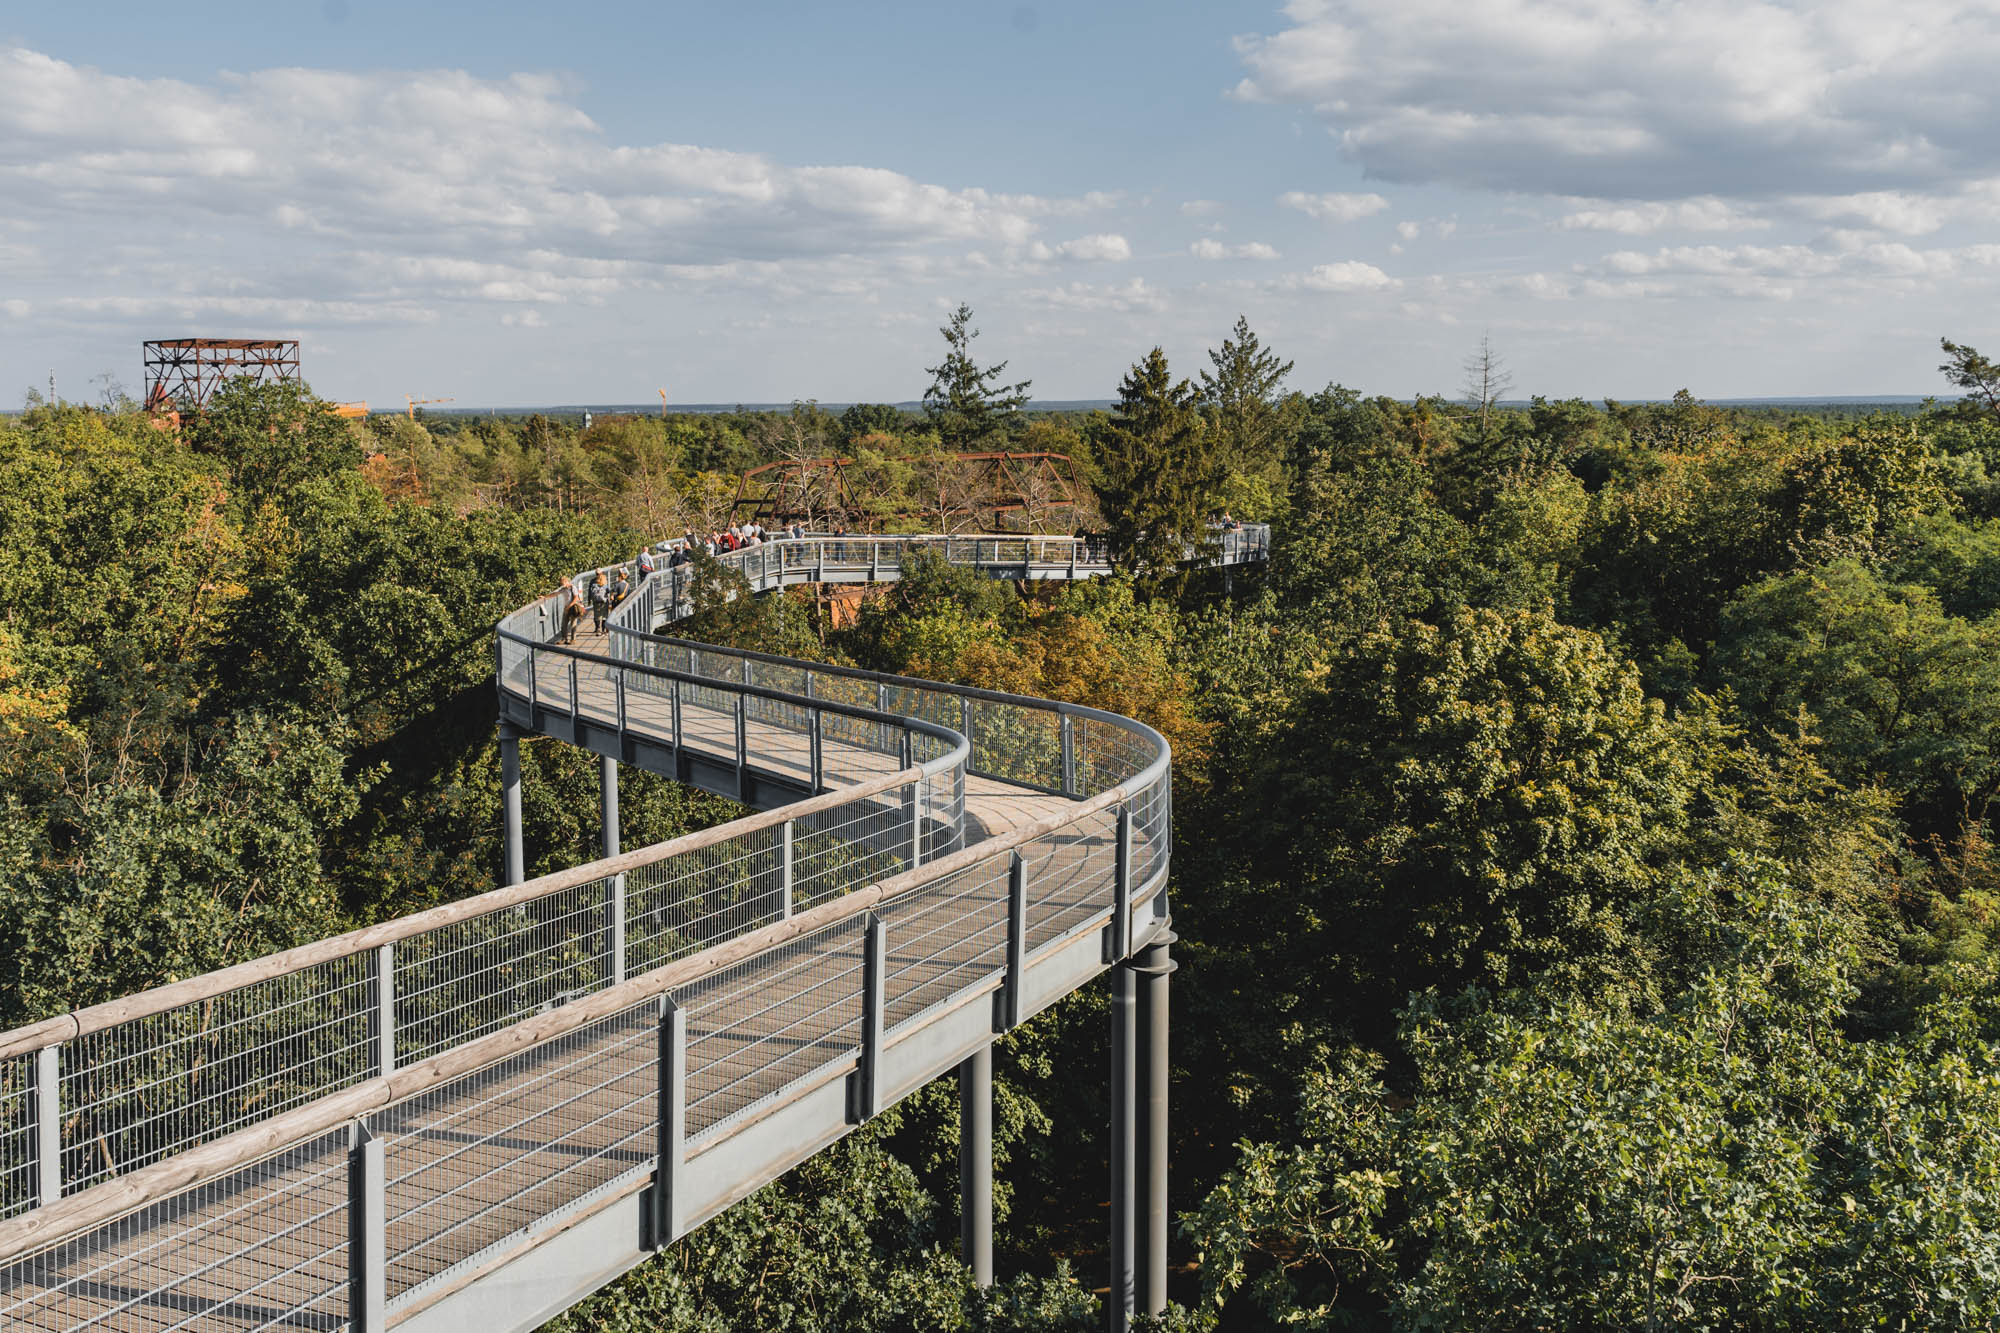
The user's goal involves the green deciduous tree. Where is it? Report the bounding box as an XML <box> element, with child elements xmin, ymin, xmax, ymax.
<box><xmin>180</xmin><ymin>377</ymin><xmax>361</xmax><ymax>511</ymax></box>
<box><xmin>1187</xmin><ymin>867</ymin><xmax>2000</xmax><ymax>1333</ymax></box>
<box><xmin>1713</xmin><ymin>561</ymin><xmax>2000</xmax><ymax>830</ymax></box>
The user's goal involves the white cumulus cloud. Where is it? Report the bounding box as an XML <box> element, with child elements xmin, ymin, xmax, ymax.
<box><xmin>1559</xmin><ymin>197</ymin><xmax>1768</xmax><ymax>234</ymax></box>
<box><xmin>1279</xmin><ymin>190</ymin><xmax>1389</xmax><ymax>222</ymax></box>
<box><xmin>1235</xmin><ymin>1</ymin><xmax>2000</xmax><ymax>207</ymax></box>
<box><xmin>1287</xmin><ymin>261</ymin><xmax>1398</xmax><ymax>292</ymax></box>
<box><xmin>1190</xmin><ymin>239</ymin><xmax>1281</xmax><ymax>260</ymax></box>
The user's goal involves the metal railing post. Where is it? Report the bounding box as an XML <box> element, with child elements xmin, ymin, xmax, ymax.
<box><xmin>615</xmin><ymin>665</ymin><xmax>628</xmax><ymax>733</ymax></box>
<box><xmin>374</xmin><ymin>944</ymin><xmax>396</xmax><ymax>1076</ymax></box>
<box><xmin>1005</xmin><ymin>850</ymin><xmax>1028</xmax><ymax>1029</ymax></box>
<box><xmin>348</xmin><ymin>1123</ymin><xmax>387</xmax><ymax>1333</ymax></box>
<box><xmin>899</xmin><ymin>731</ymin><xmax>920</xmax><ymax>867</ymax></box>
<box><xmin>1111</xmin><ymin>806</ymin><xmax>1133</xmax><ymax>960</ymax></box>
<box><xmin>734</xmin><ymin>692</ymin><xmax>748</xmax><ymax>801</ymax></box>
<box><xmin>671</xmin><ymin>676</ymin><xmax>683</xmax><ymax>753</ymax></box>
<box><xmin>779</xmin><ymin>819</ymin><xmax>795</xmax><ymax>919</ymax></box>
<box><xmin>854</xmin><ymin>914</ymin><xmax>887</xmax><ymax>1122</ymax></box>
<box><xmin>33</xmin><ymin>1044</ymin><xmax>60</xmax><ymax>1206</ymax></box>
<box><xmin>568</xmin><ymin>657</ymin><xmax>579</xmax><ymax>718</ymax></box>
<box><xmin>1060</xmin><ymin>714</ymin><xmax>1077</xmax><ymax>797</ymax></box>
<box><xmin>809</xmin><ymin>708</ymin><xmax>824</xmax><ymax>789</ymax></box>
<box><xmin>653</xmin><ymin>996</ymin><xmax>686</xmax><ymax>1248</ymax></box>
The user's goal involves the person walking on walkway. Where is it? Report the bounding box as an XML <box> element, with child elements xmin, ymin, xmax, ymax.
<box><xmin>636</xmin><ymin>546</ymin><xmax>656</xmax><ymax>583</ymax></box>
<box><xmin>589</xmin><ymin>571</ymin><xmax>611</xmax><ymax>632</ymax></box>
<box><xmin>557</xmin><ymin>578</ymin><xmax>582</xmax><ymax>644</ymax></box>
<box><xmin>610</xmin><ymin>568</ymin><xmax>631</xmax><ymax>611</ymax></box>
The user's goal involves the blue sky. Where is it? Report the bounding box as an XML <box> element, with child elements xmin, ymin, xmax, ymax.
<box><xmin>4</xmin><ymin>1</ymin><xmax>1998</xmax><ymax>408</ymax></box>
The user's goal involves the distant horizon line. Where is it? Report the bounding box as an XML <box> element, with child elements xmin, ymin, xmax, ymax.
<box><xmin>399</xmin><ymin>393</ymin><xmax>1947</xmax><ymax>417</ymax></box>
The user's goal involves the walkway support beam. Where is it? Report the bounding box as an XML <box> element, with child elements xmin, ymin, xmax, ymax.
<box><xmin>1108</xmin><ymin>961</ymin><xmax>1138</xmax><ymax>1330</ymax></box>
<box><xmin>959</xmin><ymin>1044</ymin><xmax>993</xmax><ymax>1287</ymax></box>
<box><xmin>1134</xmin><ymin>933</ymin><xmax>1175</xmax><ymax>1317</ymax></box>
<box><xmin>500</xmin><ymin>721</ymin><xmax>525</xmax><ymax>887</ymax></box>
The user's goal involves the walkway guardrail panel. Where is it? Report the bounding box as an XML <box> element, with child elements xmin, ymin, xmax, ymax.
<box><xmin>2</xmin><ymin>1058</ymin><xmax>33</xmax><ymax>1216</ymax></box>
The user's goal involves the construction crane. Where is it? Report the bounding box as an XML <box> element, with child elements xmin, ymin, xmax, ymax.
<box><xmin>658</xmin><ymin>388</ymin><xmax>668</xmax><ymax>418</ymax></box>
<box><xmin>406</xmin><ymin>395</ymin><xmax>454</xmax><ymax>420</ymax></box>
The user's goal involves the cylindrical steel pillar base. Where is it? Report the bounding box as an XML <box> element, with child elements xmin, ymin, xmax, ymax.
<box><xmin>959</xmin><ymin>1044</ymin><xmax>993</xmax><ymax>1287</ymax></box>
<box><xmin>600</xmin><ymin>754</ymin><xmax>620</xmax><ymax>858</ymax></box>
<box><xmin>1134</xmin><ymin>934</ymin><xmax>1176</xmax><ymax>1317</ymax></box>
<box><xmin>499</xmin><ymin>722</ymin><xmax>525</xmax><ymax>886</ymax></box>
<box><xmin>1108</xmin><ymin>964</ymin><xmax>1137</xmax><ymax>1330</ymax></box>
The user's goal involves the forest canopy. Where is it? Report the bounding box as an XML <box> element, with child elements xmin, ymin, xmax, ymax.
<box><xmin>7</xmin><ymin>321</ymin><xmax>2000</xmax><ymax>1330</ymax></box>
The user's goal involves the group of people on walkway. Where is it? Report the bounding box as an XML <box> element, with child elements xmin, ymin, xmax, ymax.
<box><xmin>555</xmin><ymin>565</ymin><xmax>633</xmax><ymax>643</ymax></box>
<box><xmin>552</xmin><ymin>520</ymin><xmax>822</xmax><ymax>643</ymax></box>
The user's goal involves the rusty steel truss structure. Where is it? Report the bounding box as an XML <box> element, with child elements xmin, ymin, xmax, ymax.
<box><xmin>732</xmin><ymin>451</ymin><xmax>1089</xmax><ymax>533</ymax></box>
<box><xmin>142</xmin><ymin>338</ymin><xmax>300</xmax><ymax>412</ymax></box>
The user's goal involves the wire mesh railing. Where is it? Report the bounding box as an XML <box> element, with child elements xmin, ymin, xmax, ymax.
<box><xmin>0</xmin><ymin>599</ymin><xmax>965</xmax><ymax>1231</ymax></box>
<box><xmin>0</xmin><ymin>523</ymin><xmax>1264</xmax><ymax>1331</ymax></box>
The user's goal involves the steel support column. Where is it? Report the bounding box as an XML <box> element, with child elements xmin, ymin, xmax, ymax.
<box><xmin>959</xmin><ymin>1044</ymin><xmax>993</xmax><ymax>1287</ymax></box>
<box><xmin>499</xmin><ymin>721</ymin><xmax>525</xmax><ymax>886</ymax></box>
<box><xmin>1108</xmin><ymin>962</ymin><xmax>1137</xmax><ymax>1330</ymax></box>
<box><xmin>1134</xmin><ymin>933</ymin><xmax>1176</xmax><ymax>1317</ymax></box>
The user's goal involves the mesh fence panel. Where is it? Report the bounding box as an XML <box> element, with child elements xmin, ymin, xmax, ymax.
<box><xmin>0</xmin><ymin>1054</ymin><xmax>33</xmax><ymax>1221</ymax></box>
<box><xmin>1024</xmin><ymin>804</ymin><xmax>1120</xmax><ymax>951</ymax></box>
<box><xmin>625</xmin><ymin>825</ymin><xmax>785</xmax><ymax>975</ymax></box>
<box><xmin>683</xmin><ymin>914</ymin><xmax>866</xmax><ymax>1136</ymax></box>
<box><xmin>0</xmin><ymin>1127</ymin><xmax>350</xmax><ymax>1333</ymax></box>
<box><xmin>60</xmin><ymin>957</ymin><xmax>376</xmax><ymax>1197</ymax></box>
<box><xmin>380</xmin><ymin>1003</ymin><xmax>658</xmax><ymax>1303</ymax></box>
<box><xmin>880</xmin><ymin>859</ymin><xmax>1012</xmax><ymax>1030</ymax></box>
<box><xmin>791</xmin><ymin>795</ymin><xmax>914</xmax><ymax>912</ymax></box>
<box><xmin>1075</xmin><ymin>715</ymin><xmax>1153</xmax><ymax>796</ymax></box>
<box><xmin>394</xmin><ymin>878</ymin><xmax>617</xmax><ymax>1067</ymax></box>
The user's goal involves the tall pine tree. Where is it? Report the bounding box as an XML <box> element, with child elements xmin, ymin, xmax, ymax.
<box><xmin>1095</xmin><ymin>347</ymin><xmax>1227</xmax><ymax>582</ymax></box>
<box><xmin>922</xmin><ymin>303</ymin><xmax>1030</xmax><ymax>450</ymax></box>
<box><xmin>1199</xmin><ymin>315</ymin><xmax>1295</xmax><ymax>512</ymax></box>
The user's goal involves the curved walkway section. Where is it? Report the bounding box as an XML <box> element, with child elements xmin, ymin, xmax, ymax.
<box><xmin>0</xmin><ymin>527</ymin><xmax>1267</xmax><ymax>1333</ymax></box>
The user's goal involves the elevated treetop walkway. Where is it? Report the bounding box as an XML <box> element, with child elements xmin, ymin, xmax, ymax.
<box><xmin>0</xmin><ymin>525</ymin><xmax>1268</xmax><ymax>1333</ymax></box>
